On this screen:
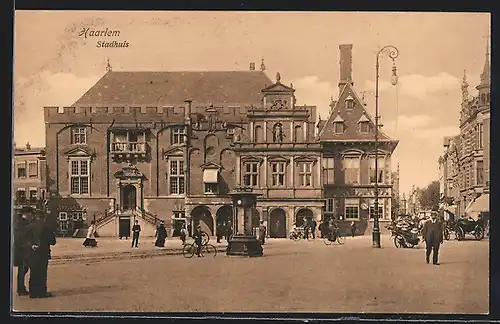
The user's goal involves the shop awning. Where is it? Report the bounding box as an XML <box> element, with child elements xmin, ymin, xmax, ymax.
<box><xmin>466</xmin><ymin>194</ymin><xmax>490</xmax><ymax>215</ymax></box>
<box><xmin>203</xmin><ymin>169</ymin><xmax>219</xmax><ymax>183</ymax></box>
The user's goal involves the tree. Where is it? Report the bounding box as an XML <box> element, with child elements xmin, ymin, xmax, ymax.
<box><xmin>417</xmin><ymin>181</ymin><xmax>440</xmax><ymax>211</ymax></box>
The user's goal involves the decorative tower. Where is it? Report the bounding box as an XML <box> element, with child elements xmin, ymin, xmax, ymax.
<box><xmin>106</xmin><ymin>58</ymin><xmax>112</xmax><ymax>72</ymax></box>
<box><xmin>260</xmin><ymin>57</ymin><xmax>266</xmax><ymax>71</ymax></box>
<box><xmin>476</xmin><ymin>35</ymin><xmax>490</xmax><ymax>107</ymax></box>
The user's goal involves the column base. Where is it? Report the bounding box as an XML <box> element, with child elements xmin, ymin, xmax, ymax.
<box><xmin>226</xmin><ymin>234</ymin><xmax>263</xmax><ymax>257</ymax></box>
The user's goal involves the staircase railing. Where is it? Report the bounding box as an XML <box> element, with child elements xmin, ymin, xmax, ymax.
<box><xmin>95</xmin><ymin>210</ymin><xmax>117</xmax><ymax>228</ymax></box>
<box><xmin>134</xmin><ymin>206</ymin><xmax>160</xmax><ymax>226</ymax></box>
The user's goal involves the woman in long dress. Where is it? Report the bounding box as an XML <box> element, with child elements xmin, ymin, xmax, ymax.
<box><xmin>83</xmin><ymin>221</ymin><xmax>98</xmax><ymax>247</ymax></box>
<box><xmin>155</xmin><ymin>221</ymin><xmax>167</xmax><ymax>248</ymax></box>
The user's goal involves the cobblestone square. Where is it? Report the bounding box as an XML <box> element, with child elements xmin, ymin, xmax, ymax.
<box><xmin>12</xmin><ymin>235</ymin><xmax>489</xmax><ymax>314</ymax></box>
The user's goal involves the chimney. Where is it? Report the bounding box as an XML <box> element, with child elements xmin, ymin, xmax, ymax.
<box><xmin>184</xmin><ymin>100</ymin><xmax>192</xmax><ymax>121</ymax></box>
<box><xmin>249</xmin><ymin>62</ymin><xmax>255</xmax><ymax>71</ymax></box>
<box><xmin>338</xmin><ymin>44</ymin><xmax>354</xmax><ymax>94</ymax></box>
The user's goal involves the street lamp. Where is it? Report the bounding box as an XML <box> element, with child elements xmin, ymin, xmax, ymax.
<box><xmin>373</xmin><ymin>45</ymin><xmax>399</xmax><ymax>248</ymax></box>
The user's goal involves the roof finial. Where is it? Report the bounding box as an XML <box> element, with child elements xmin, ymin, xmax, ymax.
<box><xmin>260</xmin><ymin>57</ymin><xmax>266</xmax><ymax>71</ymax></box>
<box><xmin>461</xmin><ymin>69</ymin><xmax>469</xmax><ymax>102</ymax></box>
<box><xmin>276</xmin><ymin>72</ymin><xmax>281</xmax><ymax>83</ymax></box>
<box><xmin>106</xmin><ymin>58</ymin><xmax>112</xmax><ymax>72</ymax></box>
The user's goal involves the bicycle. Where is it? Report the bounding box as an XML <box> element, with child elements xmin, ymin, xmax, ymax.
<box><xmin>182</xmin><ymin>240</ymin><xmax>217</xmax><ymax>258</ymax></box>
<box><xmin>290</xmin><ymin>229</ymin><xmax>311</xmax><ymax>241</ymax></box>
<box><xmin>323</xmin><ymin>228</ymin><xmax>345</xmax><ymax>245</ymax></box>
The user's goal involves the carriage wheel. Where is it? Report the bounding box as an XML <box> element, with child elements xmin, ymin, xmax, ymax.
<box><xmin>323</xmin><ymin>236</ymin><xmax>333</xmax><ymax>245</ymax></box>
<box><xmin>444</xmin><ymin>228</ymin><xmax>450</xmax><ymax>241</ymax></box>
<box><xmin>455</xmin><ymin>227</ymin><xmax>465</xmax><ymax>241</ymax></box>
<box><xmin>394</xmin><ymin>235</ymin><xmax>405</xmax><ymax>248</ymax></box>
<box><xmin>474</xmin><ymin>226</ymin><xmax>485</xmax><ymax>241</ymax></box>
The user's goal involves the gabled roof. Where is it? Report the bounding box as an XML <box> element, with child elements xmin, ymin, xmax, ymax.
<box><xmin>73</xmin><ymin>71</ymin><xmax>273</xmax><ymax>106</ymax></box>
<box><xmin>200</xmin><ymin>161</ymin><xmax>222</xmax><ymax>170</ymax></box>
<box><xmin>64</xmin><ymin>146</ymin><xmax>92</xmax><ymax>156</ymax></box>
<box><xmin>318</xmin><ymin>83</ymin><xmax>395</xmax><ymax>142</ymax></box>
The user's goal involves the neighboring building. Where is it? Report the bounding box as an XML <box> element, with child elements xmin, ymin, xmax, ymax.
<box><xmin>391</xmin><ymin>164</ymin><xmax>400</xmax><ymax>217</ymax></box>
<box><xmin>439</xmin><ymin>41</ymin><xmax>490</xmax><ymax>217</ymax></box>
<box><xmin>13</xmin><ymin>143</ymin><xmax>47</xmax><ymax>211</ymax></box>
<box><xmin>317</xmin><ymin>44</ymin><xmax>399</xmax><ymax>234</ymax></box>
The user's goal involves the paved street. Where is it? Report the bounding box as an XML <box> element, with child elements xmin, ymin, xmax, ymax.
<box><xmin>12</xmin><ymin>235</ymin><xmax>488</xmax><ymax>314</ymax></box>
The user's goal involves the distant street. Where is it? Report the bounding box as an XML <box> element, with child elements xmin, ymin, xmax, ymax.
<box><xmin>12</xmin><ymin>235</ymin><xmax>489</xmax><ymax>314</ymax></box>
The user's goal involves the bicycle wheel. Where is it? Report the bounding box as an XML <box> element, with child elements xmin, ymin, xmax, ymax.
<box><xmin>291</xmin><ymin>233</ymin><xmax>300</xmax><ymax>242</ymax></box>
<box><xmin>201</xmin><ymin>232</ymin><xmax>210</xmax><ymax>246</ymax></box>
<box><xmin>336</xmin><ymin>233</ymin><xmax>345</xmax><ymax>245</ymax></box>
<box><xmin>182</xmin><ymin>243</ymin><xmax>196</xmax><ymax>258</ymax></box>
<box><xmin>323</xmin><ymin>236</ymin><xmax>333</xmax><ymax>245</ymax></box>
<box><xmin>202</xmin><ymin>244</ymin><xmax>217</xmax><ymax>257</ymax></box>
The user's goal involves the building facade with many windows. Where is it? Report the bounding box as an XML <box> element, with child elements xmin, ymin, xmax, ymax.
<box><xmin>439</xmin><ymin>42</ymin><xmax>490</xmax><ymax>218</ymax></box>
<box><xmin>13</xmin><ymin>143</ymin><xmax>47</xmax><ymax>212</ymax></box>
<box><xmin>44</xmin><ymin>44</ymin><xmax>399</xmax><ymax>238</ymax></box>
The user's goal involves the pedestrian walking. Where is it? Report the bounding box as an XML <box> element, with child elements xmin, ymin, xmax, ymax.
<box><xmin>259</xmin><ymin>221</ymin><xmax>267</xmax><ymax>245</ymax></box>
<box><xmin>14</xmin><ymin>211</ymin><xmax>33</xmax><ymax>296</ymax></box>
<box><xmin>180</xmin><ymin>223</ymin><xmax>187</xmax><ymax>245</ymax></box>
<box><xmin>83</xmin><ymin>221</ymin><xmax>98</xmax><ymax>247</ymax></box>
<box><xmin>303</xmin><ymin>220</ymin><xmax>310</xmax><ymax>240</ymax></box>
<box><xmin>216</xmin><ymin>223</ymin><xmax>223</xmax><ymax>243</ymax></box>
<box><xmin>193</xmin><ymin>225</ymin><xmax>203</xmax><ymax>257</ymax></box>
<box><xmin>154</xmin><ymin>220</ymin><xmax>167</xmax><ymax>247</ymax></box>
<box><xmin>318</xmin><ymin>221</ymin><xmax>323</xmax><ymax>238</ymax></box>
<box><xmin>350</xmin><ymin>221</ymin><xmax>357</xmax><ymax>238</ymax></box>
<box><xmin>131</xmin><ymin>220</ymin><xmax>141</xmax><ymax>248</ymax></box>
<box><xmin>421</xmin><ymin>212</ymin><xmax>444</xmax><ymax>265</ymax></box>
<box><xmin>311</xmin><ymin>218</ymin><xmax>317</xmax><ymax>239</ymax></box>
<box><xmin>25</xmin><ymin>211</ymin><xmax>56</xmax><ymax>298</ymax></box>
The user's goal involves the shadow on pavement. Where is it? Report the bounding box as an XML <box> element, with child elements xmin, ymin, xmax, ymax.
<box><xmin>52</xmin><ymin>284</ymin><xmax>127</xmax><ymax>297</ymax></box>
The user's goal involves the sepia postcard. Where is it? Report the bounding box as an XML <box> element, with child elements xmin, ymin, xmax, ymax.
<box><xmin>11</xmin><ymin>10</ymin><xmax>491</xmax><ymax>318</ymax></box>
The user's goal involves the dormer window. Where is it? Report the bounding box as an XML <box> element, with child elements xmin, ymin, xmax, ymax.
<box><xmin>357</xmin><ymin>114</ymin><xmax>370</xmax><ymax>133</ymax></box>
<box><xmin>345</xmin><ymin>95</ymin><xmax>355</xmax><ymax>110</ymax></box>
<box><xmin>332</xmin><ymin>115</ymin><xmax>344</xmax><ymax>134</ymax></box>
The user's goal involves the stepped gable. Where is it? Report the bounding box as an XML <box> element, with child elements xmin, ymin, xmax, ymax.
<box><xmin>317</xmin><ymin>82</ymin><xmax>395</xmax><ymax>142</ymax></box>
<box><xmin>73</xmin><ymin>71</ymin><xmax>273</xmax><ymax>106</ymax></box>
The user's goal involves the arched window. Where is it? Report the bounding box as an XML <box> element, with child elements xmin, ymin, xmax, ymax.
<box><xmin>273</xmin><ymin>123</ymin><xmax>284</xmax><ymax>143</ymax></box>
<box><xmin>294</xmin><ymin>125</ymin><xmax>303</xmax><ymax>142</ymax></box>
<box><xmin>254</xmin><ymin>125</ymin><xmax>263</xmax><ymax>143</ymax></box>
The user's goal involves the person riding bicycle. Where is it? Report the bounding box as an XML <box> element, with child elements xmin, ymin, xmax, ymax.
<box><xmin>192</xmin><ymin>225</ymin><xmax>203</xmax><ymax>257</ymax></box>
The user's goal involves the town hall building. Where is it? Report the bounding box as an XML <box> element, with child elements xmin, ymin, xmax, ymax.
<box><xmin>44</xmin><ymin>44</ymin><xmax>398</xmax><ymax>238</ymax></box>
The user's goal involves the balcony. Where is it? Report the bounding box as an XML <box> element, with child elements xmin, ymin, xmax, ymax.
<box><xmin>110</xmin><ymin>142</ymin><xmax>148</xmax><ymax>160</ymax></box>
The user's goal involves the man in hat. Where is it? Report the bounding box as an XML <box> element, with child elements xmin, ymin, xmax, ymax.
<box><xmin>131</xmin><ymin>219</ymin><xmax>141</xmax><ymax>248</ymax></box>
<box><xmin>25</xmin><ymin>211</ymin><xmax>56</xmax><ymax>298</ymax></box>
<box><xmin>193</xmin><ymin>224</ymin><xmax>203</xmax><ymax>257</ymax></box>
<box><xmin>14</xmin><ymin>210</ymin><xmax>33</xmax><ymax>296</ymax></box>
<box><xmin>421</xmin><ymin>212</ymin><xmax>444</xmax><ymax>265</ymax></box>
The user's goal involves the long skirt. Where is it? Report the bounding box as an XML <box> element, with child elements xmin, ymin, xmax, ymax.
<box><xmin>155</xmin><ymin>238</ymin><xmax>166</xmax><ymax>247</ymax></box>
<box><xmin>83</xmin><ymin>238</ymin><xmax>98</xmax><ymax>247</ymax></box>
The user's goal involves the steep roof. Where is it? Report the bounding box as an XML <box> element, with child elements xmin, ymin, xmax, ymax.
<box><xmin>318</xmin><ymin>83</ymin><xmax>395</xmax><ymax>142</ymax></box>
<box><xmin>73</xmin><ymin>71</ymin><xmax>273</xmax><ymax>106</ymax></box>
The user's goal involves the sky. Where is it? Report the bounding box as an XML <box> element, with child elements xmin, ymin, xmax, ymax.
<box><xmin>13</xmin><ymin>11</ymin><xmax>490</xmax><ymax>196</ymax></box>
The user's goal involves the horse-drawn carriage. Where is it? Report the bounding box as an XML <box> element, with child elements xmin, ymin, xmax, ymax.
<box><xmin>453</xmin><ymin>217</ymin><xmax>485</xmax><ymax>241</ymax></box>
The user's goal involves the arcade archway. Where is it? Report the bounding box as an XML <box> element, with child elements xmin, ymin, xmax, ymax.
<box><xmin>295</xmin><ymin>208</ymin><xmax>314</xmax><ymax>227</ymax></box>
<box><xmin>191</xmin><ymin>205</ymin><xmax>214</xmax><ymax>235</ymax></box>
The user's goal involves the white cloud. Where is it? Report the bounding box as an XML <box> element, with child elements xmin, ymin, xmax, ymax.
<box><xmin>13</xmin><ymin>71</ymin><xmax>101</xmax><ymax>147</ymax></box>
<box><xmin>364</xmin><ymin>72</ymin><xmax>461</xmax><ymax>100</ymax></box>
<box><xmin>413</xmin><ymin>125</ymin><xmax>459</xmax><ymax>140</ymax></box>
<box><xmin>290</xmin><ymin>75</ymin><xmax>333</xmax><ymax>118</ymax></box>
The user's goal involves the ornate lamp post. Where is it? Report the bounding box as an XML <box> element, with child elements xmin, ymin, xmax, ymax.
<box><xmin>373</xmin><ymin>45</ymin><xmax>399</xmax><ymax>248</ymax></box>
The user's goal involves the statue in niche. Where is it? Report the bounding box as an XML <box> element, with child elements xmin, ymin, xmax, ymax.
<box><xmin>272</xmin><ymin>123</ymin><xmax>285</xmax><ymax>143</ymax></box>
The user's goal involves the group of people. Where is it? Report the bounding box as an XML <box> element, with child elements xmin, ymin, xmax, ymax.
<box><xmin>14</xmin><ymin>209</ymin><xmax>56</xmax><ymax>298</ymax></box>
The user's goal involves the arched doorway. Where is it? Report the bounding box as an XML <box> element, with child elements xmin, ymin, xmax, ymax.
<box><xmin>296</xmin><ymin>208</ymin><xmax>314</xmax><ymax>227</ymax></box>
<box><xmin>191</xmin><ymin>206</ymin><xmax>214</xmax><ymax>235</ymax></box>
<box><xmin>269</xmin><ymin>208</ymin><xmax>287</xmax><ymax>238</ymax></box>
<box><xmin>122</xmin><ymin>185</ymin><xmax>137</xmax><ymax>211</ymax></box>
<box><xmin>216</xmin><ymin>205</ymin><xmax>233</xmax><ymax>238</ymax></box>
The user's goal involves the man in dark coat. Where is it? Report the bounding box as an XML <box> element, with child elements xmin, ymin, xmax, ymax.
<box><xmin>311</xmin><ymin>219</ymin><xmax>317</xmax><ymax>239</ymax></box>
<box><xmin>14</xmin><ymin>211</ymin><xmax>33</xmax><ymax>295</ymax></box>
<box><xmin>193</xmin><ymin>225</ymin><xmax>203</xmax><ymax>257</ymax></box>
<box><xmin>25</xmin><ymin>211</ymin><xmax>56</xmax><ymax>298</ymax></box>
<box><xmin>131</xmin><ymin>220</ymin><xmax>141</xmax><ymax>248</ymax></box>
<box><xmin>154</xmin><ymin>221</ymin><xmax>167</xmax><ymax>247</ymax></box>
<box><xmin>421</xmin><ymin>213</ymin><xmax>444</xmax><ymax>265</ymax></box>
